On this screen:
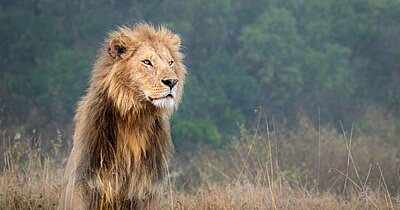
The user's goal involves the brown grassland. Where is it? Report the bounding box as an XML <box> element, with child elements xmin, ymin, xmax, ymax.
<box><xmin>1</xmin><ymin>110</ymin><xmax>400</xmax><ymax>209</ymax></box>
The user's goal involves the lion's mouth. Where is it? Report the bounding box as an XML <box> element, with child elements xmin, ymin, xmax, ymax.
<box><xmin>148</xmin><ymin>94</ymin><xmax>174</xmax><ymax>102</ymax></box>
<box><xmin>148</xmin><ymin>94</ymin><xmax>175</xmax><ymax>109</ymax></box>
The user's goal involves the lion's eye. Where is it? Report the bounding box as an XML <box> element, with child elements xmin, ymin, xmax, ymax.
<box><xmin>142</xmin><ymin>59</ymin><xmax>153</xmax><ymax>67</ymax></box>
<box><xmin>168</xmin><ymin>61</ymin><xmax>174</xmax><ymax>66</ymax></box>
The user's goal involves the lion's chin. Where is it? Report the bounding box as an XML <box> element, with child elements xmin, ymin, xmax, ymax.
<box><xmin>151</xmin><ymin>97</ymin><xmax>175</xmax><ymax>109</ymax></box>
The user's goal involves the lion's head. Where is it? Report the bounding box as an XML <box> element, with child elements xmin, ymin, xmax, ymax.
<box><xmin>99</xmin><ymin>24</ymin><xmax>186</xmax><ymax>113</ymax></box>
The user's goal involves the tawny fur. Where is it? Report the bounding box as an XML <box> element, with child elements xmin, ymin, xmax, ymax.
<box><xmin>58</xmin><ymin>23</ymin><xmax>186</xmax><ymax>209</ymax></box>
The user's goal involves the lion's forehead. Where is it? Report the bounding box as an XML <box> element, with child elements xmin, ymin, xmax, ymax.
<box><xmin>153</xmin><ymin>42</ymin><xmax>171</xmax><ymax>57</ymax></box>
<box><xmin>141</xmin><ymin>42</ymin><xmax>172</xmax><ymax>60</ymax></box>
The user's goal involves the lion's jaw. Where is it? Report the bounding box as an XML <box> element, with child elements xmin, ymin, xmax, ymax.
<box><xmin>146</xmin><ymin>85</ymin><xmax>178</xmax><ymax>109</ymax></box>
<box><xmin>151</xmin><ymin>97</ymin><xmax>174</xmax><ymax>109</ymax></box>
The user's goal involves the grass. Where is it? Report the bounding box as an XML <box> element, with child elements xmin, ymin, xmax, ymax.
<box><xmin>1</xmin><ymin>112</ymin><xmax>399</xmax><ymax>209</ymax></box>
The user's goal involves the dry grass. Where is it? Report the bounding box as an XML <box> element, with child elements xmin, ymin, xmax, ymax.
<box><xmin>0</xmin><ymin>130</ymin><xmax>63</xmax><ymax>209</ymax></box>
<box><xmin>167</xmin><ymin>184</ymin><xmax>397</xmax><ymax>209</ymax></box>
<box><xmin>1</xmin><ymin>111</ymin><xmax>399</xmax><ymax>209</ymax></box>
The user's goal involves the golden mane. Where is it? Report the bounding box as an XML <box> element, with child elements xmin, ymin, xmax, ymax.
<box><xmin>59</xmin><ymin>23</ymin><xmax>186</xmax><ymax>209</ymax></box>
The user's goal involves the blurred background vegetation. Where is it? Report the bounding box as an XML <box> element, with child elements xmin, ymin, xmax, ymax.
<box><xmin>1</xmin><ymin>1</ymin><xmax>400</xmax><ymax>155</ymax></box>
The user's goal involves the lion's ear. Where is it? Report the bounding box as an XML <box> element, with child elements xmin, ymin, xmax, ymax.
<box><xmin>108</xmin><ymin>34</ymin><xmax>136</xmax><ymax>60</ymax></box>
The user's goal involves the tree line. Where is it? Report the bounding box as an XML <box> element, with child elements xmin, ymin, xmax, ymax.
<box><xmin>1</xmin><ymin>0</ymin><xmax>399</xmax><ymax>146</ymax></box>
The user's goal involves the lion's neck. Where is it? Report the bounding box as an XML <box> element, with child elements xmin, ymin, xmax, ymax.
<box><xmin>97</xmin><ymin>94</ymin><xmax>171</xmax><ymax>164</ymax></box>
<box><xmin>77</xmin><ymin>91</ymin><xmax>173</xmax><ymax>199</ymax></box>
<box><xmin>116</xmin><ymin>107</ymin><xmax>171</xmax><ymax>166</ymax></box>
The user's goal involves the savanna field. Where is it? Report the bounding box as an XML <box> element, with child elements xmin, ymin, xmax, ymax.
<box><xmin>1</xmin><ymin>111</ymin><xmax>400</xmax><ymax>209</ymax></box>
<box><xmin>1</xmin><ymin>0</ymin><xmax>400</xmax><ymax>209</ymax></box>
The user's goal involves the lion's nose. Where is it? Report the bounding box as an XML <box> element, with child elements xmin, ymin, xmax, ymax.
<box><xmin>161</xmin><ymin>78</ymin><xmax>178</xmax><ymax>89</ymax></box>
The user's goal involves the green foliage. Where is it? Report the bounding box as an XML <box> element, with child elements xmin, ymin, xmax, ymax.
<box><xmin>172</xmin><ymin>118</ymin><xmax>222</xmax><ymax>145</ymax></box>
<box><xmin>239</xmin><ymin>7</ymin><xmax>304</xmax><ymax>107</ymax></box>
<box><xmin>1</xmin><ymin>0</ymin><xmax>399</xmax><ymax>145</ymax></box>
<box><xmin>31</xmin><ymin>48</ymin><xmax>92</xmax><ymax>121</ymax></box>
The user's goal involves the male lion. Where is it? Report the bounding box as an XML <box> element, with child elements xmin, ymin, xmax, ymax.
<box><xmin>58</xmin><ymin>23</ymin><xmax>186</xmax><ymax>209</ymax></box>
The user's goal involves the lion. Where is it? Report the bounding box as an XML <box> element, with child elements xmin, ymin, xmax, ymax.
<box><xmin>58</xmin><ymin>23</ymin><xmax>186</xmax><ymax>209</ymax></box>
